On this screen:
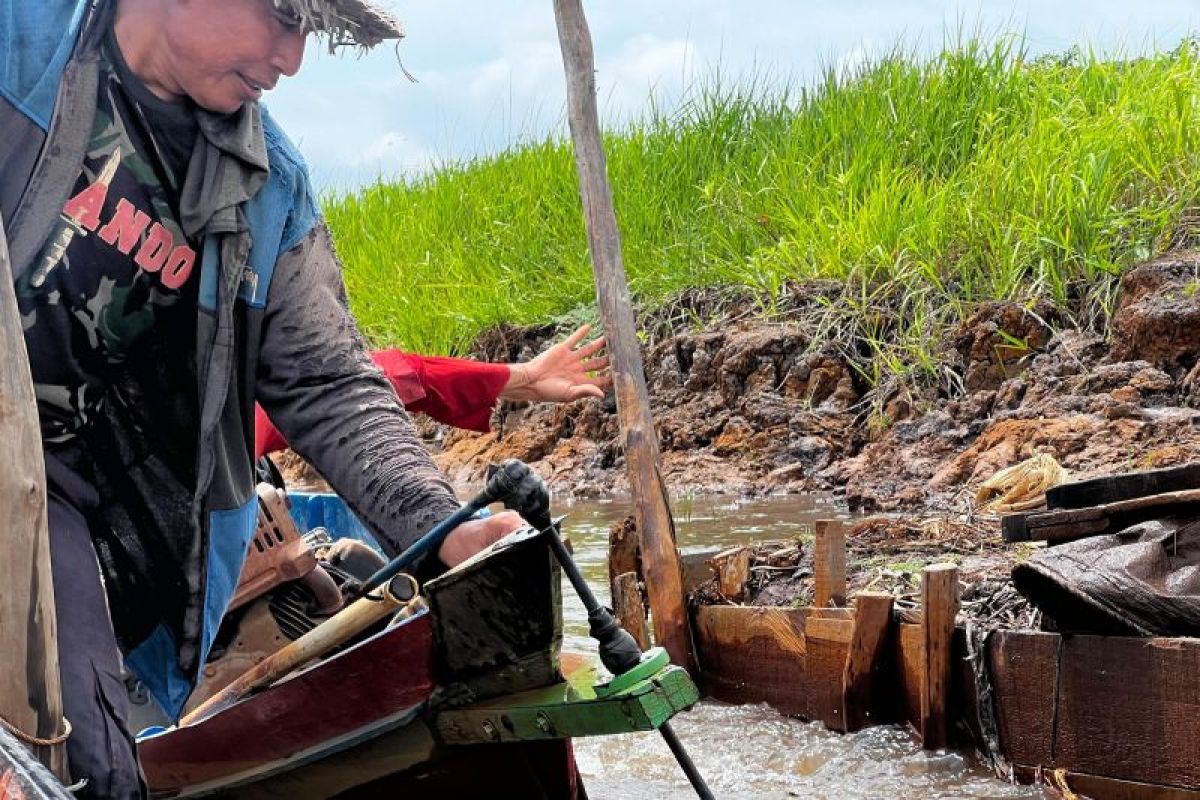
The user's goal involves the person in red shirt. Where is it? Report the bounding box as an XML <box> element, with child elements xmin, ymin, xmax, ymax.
<box><xmin>254</xmin><ymin>324</ymin><xmax>610</xmax><ymax>458</ymax></box>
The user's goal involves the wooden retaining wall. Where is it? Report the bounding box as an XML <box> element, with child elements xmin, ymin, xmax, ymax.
<box><xmin>686</xmin><ymin>524</ymin><xmax>1200</xmax><ymax>799</ymax></box>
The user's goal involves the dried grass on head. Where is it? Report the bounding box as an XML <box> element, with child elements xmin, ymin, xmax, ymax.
<box><xmin>275</xmin><ymin>0</ymin><xmax>403</xmax><ymax>53</ymax></box>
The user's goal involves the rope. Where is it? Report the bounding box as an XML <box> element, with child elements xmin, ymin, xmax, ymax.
<box><xmin>0</xmin><ymin>714</ymin><xmax>71</xmax><ymax>748</ymax></box>
<box><xmin>975</xmin><ymin>452</ymin><xmax>1068</xmax><ymax>514</ymax></box>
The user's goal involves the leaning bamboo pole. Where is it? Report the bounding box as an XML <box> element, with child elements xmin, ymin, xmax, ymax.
<box><xmin>551</xmin><ymin>0</ymin><xmax>695</xmax><ymax>672</ymax></box>
<box><xmin>181</xmin><ymin>577</ymin><xmax>415</xmax><ymax>726</ymax></box>
<box><xmin>0</xmin><ymin>222</ymin><xmax>68</xmax><ymax>778</ymax></box>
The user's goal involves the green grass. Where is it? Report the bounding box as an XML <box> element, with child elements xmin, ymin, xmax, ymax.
<box><xmin>324</xmin><ymin>36</ymin><xmax>1200</xmax><ymax>389</ymax></box>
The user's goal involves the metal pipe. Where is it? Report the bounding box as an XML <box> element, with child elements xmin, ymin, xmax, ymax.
<box><xmin>660</xmin><ymin>721</ymin><xmax>716</xmax><ymax>800</ymax></box>
<box><xmin>357</xmin><ymin>460</ymin><xmax>543</xmax><ymax>597</ymax></box>
<box><xmin>535</xmin><ymin>513</ymin><xmax>716</xmax><ymax>798</ymax></box>
<box><xmin>299</xmin><ymin>566</ymin><xmax>343</xmax><ymax>616</ymax></box>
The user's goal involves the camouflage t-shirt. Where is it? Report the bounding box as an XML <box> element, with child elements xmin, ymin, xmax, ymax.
<box><xmin>19</xmin><ymin>28</ymin><xmax>201</xmax><ymax>482</ymax></box>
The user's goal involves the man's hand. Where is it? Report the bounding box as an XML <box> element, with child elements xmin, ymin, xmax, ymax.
<box><xmin>501</xmin><ymin>324</ymin><xmax>611</xmax><ymax>404</ymax></box>
<box><xmin>437</xmin><ymin>510</ymin><xmax>526</xmax><ymax>568</ymax></box>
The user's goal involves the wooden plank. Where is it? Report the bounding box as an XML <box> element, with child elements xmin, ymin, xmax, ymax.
<box><xmin>692</xmin><ymin>606</ymin><xmax>809</xmax><ymax>716</ymax></box>
<box><xmin>894</xmin><ymin>622</ymin><xmax>924</xmax><ymax>730</ymax></box>
<box><xmin>0</xmin><ymin>216</ymin><xmax>66</xmax><ymax>776</ymax></box>
<box><xmin>1005</xmin><ymin>488</ymin><xmax>1200</xmax><ymax>543</ymax></box>
<box><xmin>1012</xmin><ymin>766</ymin><xmax>1200</xmax><ymax>800</ymax></box>
<box><xmin>988</xmin><ymin>631</ymin><xmax>1059</xmax><ymax>767</ymax></box>
<box><xmin>710</xmin><ymin>547</ymin><xmax>751</xmax><ymax>602</ymax></box>
<box><xmin>1054</xmin><ymin>635</ymin><xmax>1200</xmax><ymax>787</ymax></box>
<box><xmin>804</xmin><ymin>616</ymin><xmax>853</xmax><ymax>644</ymax></box>
<box><xmin>919</xmin><ymin>564</ymin><xmax>959</xmax><ymax>750</ymax></box>
<box><xmin>813</xmin><ymin>519</ymin><xmax>846</xmax><ymax>608</ymax></box>
<box><xmin>1047</xmin><ymin>464</ymin><xmax>1200</xmax><ymax>510</ymax></box>
<box><xmin>1002</xmin><ymin>515</ymin><xmax>1109</xmax><ymax>543</ymax></box>
<box><xmin>612</xmin><ymin>571</ymin><xmax>650</xmax><ymax>651</ymax></box>
<box><xmin>554</xmin><ymin>0</ymin><xmax>694</xmax><ymax>672</ymax></box>
<box><xmin>842</xmin><ymin>593</ymin><xmax>894</xmax><ymax>732</ymax></box>
<box><xmin>950</xmin><ymin>627</ymin><xmax>986</xmax><ymax>751</ymax></box>
<box><xmin>806</xmin><ymin>618</ymin><xmax>850</xmax><ymax>731</ymax></box>
<box><xmin>808</xmin><ymin>607</ymin><xmax>853</xmax><ymax>621</ymax></box>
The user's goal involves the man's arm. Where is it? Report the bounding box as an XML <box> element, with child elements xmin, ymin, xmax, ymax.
<box><xmin>254</xmin><ymin>222</ymin><xmax>513</xmax><ymax>564</ymax></box>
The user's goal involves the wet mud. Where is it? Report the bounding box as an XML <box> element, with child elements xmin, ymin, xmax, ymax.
<box><xmin>423</xmin><ymin>250</ymin><xmax>1200</xmax><ymax>515</ymax></box>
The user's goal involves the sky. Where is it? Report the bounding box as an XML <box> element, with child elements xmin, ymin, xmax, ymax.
<box><xmin>263</xmin><ymin>1</ymin><xmax>1200</xmax><ymax>192</ymax></box>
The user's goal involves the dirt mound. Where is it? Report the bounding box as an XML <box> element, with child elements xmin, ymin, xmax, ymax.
<box><xmin>429</xmin><ymin>250</ymin><xmax>1200</xmax><ymax>506</ymax></box>
<box><xmin>1108</xmin><ymin>252</ymin><xmax>1200</xmax><ymax>374</ymax></box>
<box><xmin>279</xmin><ymin>249</ymin><xmax>1200</xmax><ymax>510</ymax></box>
<box><xmin>433</xmin><ymin>321</ymin><xmax>862</xmax><ymax>496</ymax></box>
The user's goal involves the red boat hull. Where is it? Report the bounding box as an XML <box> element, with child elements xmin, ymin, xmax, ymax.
<box><xmin>139</xmin><ymin>526</ymin><xmax>581</xmax><ymax>798</ymax></box>
<box><xmin>139</xmin><ymin>613</ymin><xmax>437</xmax><ymax>795</ymax></box>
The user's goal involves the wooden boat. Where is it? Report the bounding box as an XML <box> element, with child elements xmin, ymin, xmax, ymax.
<box><xmin>135</xmin><ymin>491</ymin><xmax>698</xmax><ymax>798</ymax></box>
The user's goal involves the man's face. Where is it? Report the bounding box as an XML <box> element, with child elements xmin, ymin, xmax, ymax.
<box><xmin>165</xmin><ymin>0</ymin><xmax>307</xmax><ymax>113</ymax></box>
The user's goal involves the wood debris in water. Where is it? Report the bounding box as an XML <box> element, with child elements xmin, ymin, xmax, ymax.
<box><xmin>692</xmin><ymin>514</ymin><xmax>1038</xmax><ymax>628</ymax></box>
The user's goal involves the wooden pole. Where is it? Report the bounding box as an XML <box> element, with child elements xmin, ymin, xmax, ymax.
<box><xmin>919</xmin><ymin>563</ymin><xmax>959</xmax><ymax>750</ymax></box>
<box><xmin>552</xmin><ymin>0</ymin><xmax>694</xmax><ymax>671</ymax></box>
<box><xmin>182</xmin><ymin>578</ymin><xmax>413</xmax><ymax>726</ymax></box>
<box><xmin>0</xmin><ymin>222</ymin><xmax>67</xmax><ymax>778</ymax></box>
<box><xmin>813</xmin><ymin>519</ymin><xmax>847</xmax><ymax>608</ymax></box>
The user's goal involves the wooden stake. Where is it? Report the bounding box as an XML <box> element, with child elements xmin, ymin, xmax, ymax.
<box><xmin>710</xmin><ymin>546</ymin><xmax>751</xmax><ymax>602</ymax></box>
<box><xmin>842</xmin><ymin>592</ymin><xmax>894</xmax><ymax>732</ymax></box>
<box><xmin>813</xmin><ymin>519</ymin><xmax>847</xmax><ymax>608</ymax></box>
<box><xmin>612</xmin><ymin>571</ymin><xmax>651</xmax><ymax>651</ymax></box>
<box><xmin>920</xmin><ymin>563</ymin><xmax>959</xmax><ymax>750</ymax></box>
<box><xmin>552</xmin><ymin>0</ymin><xmax>694</xmax><ymax>671</ymax></box>
<box><xmin>607</xmin><ymin>515</ymin><xmax>639</xmax><ymax>596</ymax></box>
<box><xmin>0</xmin><ymin>223</ymin><xmax>66</xmax><ymax>778</ymax></box>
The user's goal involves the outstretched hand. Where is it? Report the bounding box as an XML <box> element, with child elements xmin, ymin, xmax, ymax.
<box><xmin>501</xmin><ymin>324</ymin><xmax>612</xmax><ymax>404</ymax></box>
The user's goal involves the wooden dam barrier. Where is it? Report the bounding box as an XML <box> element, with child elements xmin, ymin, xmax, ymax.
<box><xmin>687</xmin><ymin>518</ymin><xmax>1200</xmax><ymax>799</ymax></box>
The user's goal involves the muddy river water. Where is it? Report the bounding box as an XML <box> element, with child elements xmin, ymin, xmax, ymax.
<box><xmin>553</xmin><ymin>494</ymin><xmax>1046</xmax><ymax>800</ymax></box>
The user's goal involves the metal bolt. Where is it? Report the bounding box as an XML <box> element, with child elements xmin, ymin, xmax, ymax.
<box><xmin>481</xmin><ymin>719</ymin><xmax>499</xmax><ymax>741</ymax></box>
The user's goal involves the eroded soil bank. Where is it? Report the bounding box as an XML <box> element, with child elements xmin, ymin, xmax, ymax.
<box><xmin>426</xmin><ymin>250</ymin><xmax>1200</xmax><ymax>514</ymax></box>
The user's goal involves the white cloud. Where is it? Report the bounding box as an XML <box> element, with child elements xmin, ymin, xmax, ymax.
<box><xmin>359</xmin><ymin>130</ymin><xmax>431</xmax><ymax>168</ymax></box>
<box><xmin>466</xmin><ymin>41</ymin><xmax>563</xmax><ymax>105</ymax></box>
<box><xmin>264</xmin><ymin>0</ymin><xmax>1200</xmax><ymax>191</ymax></box>
<box><xmin>596</xmin><ymin>35</ymin><xmax>700</xmax><ymax>120</ymax></box>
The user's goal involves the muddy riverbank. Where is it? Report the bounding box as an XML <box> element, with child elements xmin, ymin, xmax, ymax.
<box><xmin>419</xmin><ymin>250</ymin><xmax>1200</xmax><ymax>514</ymax></box>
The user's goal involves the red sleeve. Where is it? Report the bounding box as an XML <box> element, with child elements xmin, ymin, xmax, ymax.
<box><xmin>396</xmin><ymin>353</ymin><xmax>510</xmax><ymax>433</ymax></box>
<box><xmin>254</xmin><ymin>405</ymin><xmax>288</xmax><ymax>459</ymax></box>
<box><xmin>253</xmin><ymin>350</ymin><xmax>510</xmax><ymax>457</ymax></box>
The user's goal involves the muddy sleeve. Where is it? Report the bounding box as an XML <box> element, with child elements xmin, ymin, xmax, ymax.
<box><xmin>254</xmin><ymin>221</ymin><xmax>461</xmax><ymax>557</ymax></box>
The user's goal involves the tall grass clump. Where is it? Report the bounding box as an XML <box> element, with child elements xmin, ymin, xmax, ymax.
<box><xmin>325</xmin><ymin>36</ymin><xmax>1200</xmax><ymax>387</ymax></box>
